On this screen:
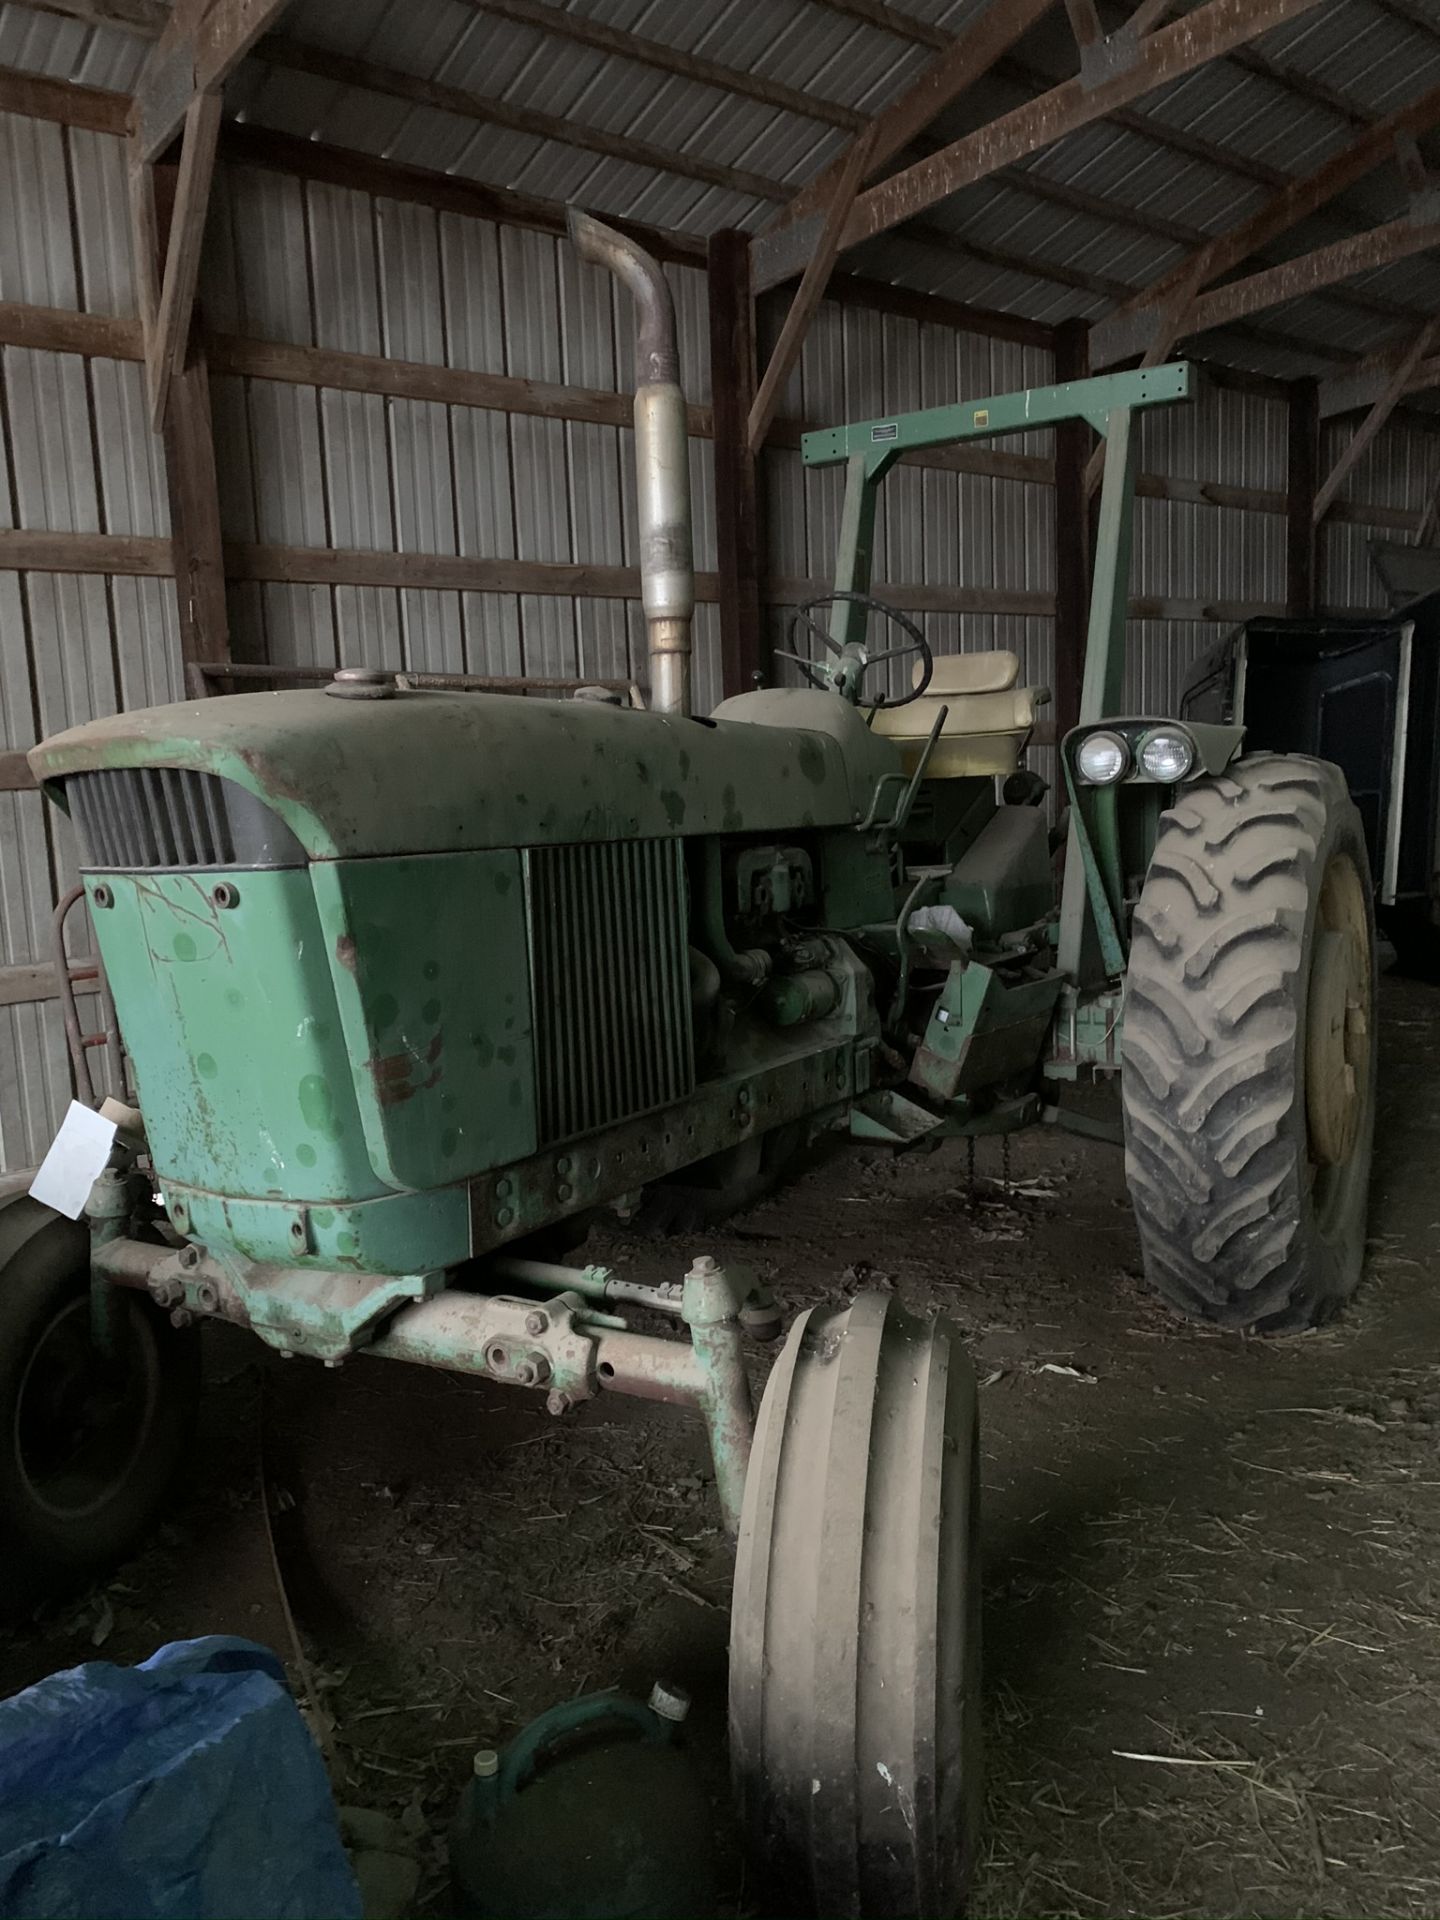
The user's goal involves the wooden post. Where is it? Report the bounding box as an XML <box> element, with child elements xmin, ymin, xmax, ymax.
<box><xmin>1053</xmin><ymin>318</ymin><xmax>1090</xmax><ymax>740</ymax></box>
<box><xmin>1287</xmin><ymin>376</ymin><xmax>1319</xmax><ymax>614</ymax></box>
<box><xmin>134</xmin><ymin>137</ymin><xmax>231</xmax><ymax>683</ymax></box>
<box><xmin>164</xmin><ymin>346</ymin><xmax>232</xmax><ymax>689</ymax></box>
<box><xmin>708</xmin><ymin>230</ymin><xmax>764</xmax><ymax>698</ymax></box>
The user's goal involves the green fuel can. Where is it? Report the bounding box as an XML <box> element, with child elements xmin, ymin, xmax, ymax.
<box><xmin>448</xmin><ymin>1683</ymin><xmax>717</xmax><ymax>1920</ymax></box>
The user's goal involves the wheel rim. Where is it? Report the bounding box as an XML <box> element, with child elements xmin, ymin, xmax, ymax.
<box><xmin>1305</xmin><ymin>850</ymin><xmax>1372</xmax><ymax>1215</ymax></box>
<box><xmin>14</xmin><ymin>1294</ymin><xmax>160</xmax><ymax>1520</ymax></box>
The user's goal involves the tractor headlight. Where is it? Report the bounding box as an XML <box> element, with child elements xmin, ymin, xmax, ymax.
<box><xmin>1138</xmin><ymin>728</ymin><xmax>1195</xmax><ymax>782</ymax></box>
<box><xmin>1076</xmin><ymin>731</ymin><xmax>1129</xmax><ymax>785</ymax></box>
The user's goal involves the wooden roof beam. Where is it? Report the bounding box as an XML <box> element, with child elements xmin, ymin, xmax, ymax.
<box><xmin>1314</xmin><ymin>320</ymin><xmax>1439</xmax><ymax>522</ymax></box>
<box><xmin>6</xmin><ymin>0</ymin><xmax>1426</xmax><ymax>336</ymax></box>
<box><xmin>1319</xmin><ymin>336</ymin><xmax>1440</xmax><ymax>418</ymax></box>
<box><xmin>1090</xmin><ymin>77</ymin><xmax>1440</xmax><ymax>367</ymax></box>
<box><xmin>1188</xmin><ymin>212</ymin><xmax>1440</xmax><ymax>337</ymax></box>
<box><xmin>134</xmin><ymin>0</ymin><xmax>292</xmax><ymax>161</ymax></box>
<box><xmin>758</xmin><ymin>0</ymin><xmax>1326</xmax><ymax>278</ymax></box>
<box><xmin>756</xmin><ymin>0</ymin><xmax>1060</xmax><ymax>281</ymax></box>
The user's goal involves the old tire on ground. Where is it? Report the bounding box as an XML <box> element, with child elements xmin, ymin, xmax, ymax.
<box><xmin>729</xmin><ymin>1290</ymin><xmax>981</xmax><ymax>1918</ymax></box>
<box><xmin>0</xmin><ymin>1198</ymin><xmax>200</xmax><ymax>1617</ymax></box>
<box><xmin>1122</xmin><ymin>752</ymin><xmax>1376</xmax><ymax>1333</ymax></box>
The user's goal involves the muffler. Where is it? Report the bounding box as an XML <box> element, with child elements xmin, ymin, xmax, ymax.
<box><xmin>568</xmin><ymin>209</ymin><xmax>694</xmax><ymax>717</ymax></box>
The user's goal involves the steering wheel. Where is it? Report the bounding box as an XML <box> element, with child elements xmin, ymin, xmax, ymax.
<box><xmin>775</xmin><ymin>591</ymin><xmax>934</xmax><ymax>710</ymax></box>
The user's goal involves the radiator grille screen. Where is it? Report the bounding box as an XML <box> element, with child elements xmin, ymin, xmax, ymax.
<box><xmin>66</xmin><ymin>768</ymin><xmax>305</xmax><ymax>871</ymax></box>
<box><xmin>527</xmin><ymin>838</ymin><xmax>694</xmax><ymax>1145</ymax></box>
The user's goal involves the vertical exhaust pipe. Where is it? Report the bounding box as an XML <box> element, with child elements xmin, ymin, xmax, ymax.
<box><xmin>568</xmin><ymin>208</ymin><xmax>694</xmax><ymax>717</ymax></box>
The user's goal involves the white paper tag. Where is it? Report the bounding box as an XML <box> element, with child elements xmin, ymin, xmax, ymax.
<box><xmin>29</xmin><ymin>1101</ymin><xmax>118</xmax><ymax>1220</ymax></box>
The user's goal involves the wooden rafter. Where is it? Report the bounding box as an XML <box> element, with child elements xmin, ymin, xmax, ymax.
<box><xmin>259</xmin><ymin>35</ymin><xmax>788</xmax><ymax>205</ymax></box>
<box><xmin>1188</xmin><ymin>214</ymin><xmax>1440</xmax><ymax>338</ymax></box>
<box><xmin>1320</xmin><ymin>335</ymin><xmax>1440</xmax><ymax>419</ymax></box>
<box><xmin>471</xmin><ymin>0</ymin><xmax>862</xmax><ymax>133</ymax></box>
<box><xmin>748</xmin><ymin>126</ymin><xmax>878</xmax><ymax>454</ymax></box>
<box><xmin>133</xmin><ymin>0</ymin><xmax>291</xmax><ymax>160</ymax></box>
<box><xmin>1314</xmin><ymin>321</ymin><xmax>1440</xmax><ymax>524</ymax></box>
<box><xmin>757</xmin><ymin>0</ymin><xmax>1059</xmax><ymax>279</ymax></box>
<box><xmin>1091</xmin><ymin>79</ymin><xmax>1440</xmax><ymax>368</ymax></box>
<box><xmin>771</xmin><ymin>0</ymin><xmax>1327</xmax><ymax>268</ymax></box>
<box><xmin>141</xmin><ymin>89</ymin><xmax>221</xmax><ymax>426</ymax></box>
<box><xmin>815</xmin><ymin>0</ymin><xmax>1436</xmax><ymax>262</ymax></box>
<box><xmin>6</xmin><ymin>1</ymin><xmax>1429</xmax><ymax>338</ymax></box>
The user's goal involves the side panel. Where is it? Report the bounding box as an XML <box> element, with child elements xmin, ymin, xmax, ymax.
<box><xmin>312</xmin><ymin>852</ymin><xmax>536</xmax><ymax>1192</ymax></box>
<box><xmin>89</xmin><ymin>870</ymin><xmax>384</xmax><ymax>1203</ymax></box>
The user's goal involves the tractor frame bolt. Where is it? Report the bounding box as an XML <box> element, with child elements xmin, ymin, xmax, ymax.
<box><xmin>691</xmin><ymin>1254</ymin><xmax>719</xmax><ymax>1276</ymax></box>
<box><xmin>546</xmin><ymin>1390</ymin><xmax>572</xmax><ymax>1418</ymax></box>
<box><xmin>149</xmin><ymin>1278</ymin><xmax>183</xmax><ymax>1308</ymax></box>
<box><xmin>170</xmin><ymin>1307</ymin><xmax>194</xmax><ymax>1330</ymax></box>
<box><xmin>525</xmin><ymin>1311</ymin><xmax>547</xmax><ymax>1337</ymax></box>
<box><xmin>179</xmin><ymin>1244</ymin><xmax>201</xmax><ymax>1269</ymax></box>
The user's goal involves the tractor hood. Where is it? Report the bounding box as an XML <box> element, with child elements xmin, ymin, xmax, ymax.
<box><xmin>29</xmin><ymin>687</ymin><xmax>901</xmax><ymax>860</ymax></box>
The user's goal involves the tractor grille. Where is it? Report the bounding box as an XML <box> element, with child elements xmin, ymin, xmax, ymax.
<box><xmin>66</xmin><ymin>768</ymin><xmax>305</xmax><ymax>871</ymax></box>
<box><xmin>527</xmin><ymin>838</ymin><xmax>694</xmax><ymax>1145</ymax></box>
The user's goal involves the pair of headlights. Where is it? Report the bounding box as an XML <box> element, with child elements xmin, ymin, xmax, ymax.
<box><xmin>1075</xmin><ymin>727</ymin><xmax>1196</xmax><ymax>786</ymax></box>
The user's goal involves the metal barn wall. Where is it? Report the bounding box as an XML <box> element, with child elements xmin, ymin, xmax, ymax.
<box><xmin>762</xmin><ymin>300</ymin><xmax>1056</xmax><ymax>706</ymax></box>
<box><xmin>1320</xmin><ymin>414</ymin><xmax>1439</xmax><ymax>613</ymax></box>
<box><xmin>202</xmin><ymin>162</ymin><xmax>724</xmax><ymax>708</ymax></box>
<box><xmin>1127</xmin><ymin>379</ymin><xmax>1290</xmax><ymax>717</ymax></box>
<box><xmin>0</xmin><ymin>107</ymin><xmax>181</xmax><ymax>1172</ymax></box>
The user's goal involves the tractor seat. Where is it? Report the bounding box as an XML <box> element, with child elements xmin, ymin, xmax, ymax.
<box><xmin>871</xmin><ymin>649</ymin><xmax>1049</xmax><ymax>778</ymax></box>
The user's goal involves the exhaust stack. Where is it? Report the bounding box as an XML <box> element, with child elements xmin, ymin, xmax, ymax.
<box><xmin>568</xmin><ymin>208</ymin><xmax>694</xmax><ymax>717</ymax></box>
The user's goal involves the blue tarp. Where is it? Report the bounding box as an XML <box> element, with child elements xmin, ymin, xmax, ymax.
<box><xmin>0</xmin><ymin>1635</ymin><xmax>362</xmax><ymax>1920</ymax></box>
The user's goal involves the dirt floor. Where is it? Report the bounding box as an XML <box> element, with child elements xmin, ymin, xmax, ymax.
<box><xmin>4</xmin><ymin>974</ymin><xmax>1440</xmax><ymax>1918</ymax></box>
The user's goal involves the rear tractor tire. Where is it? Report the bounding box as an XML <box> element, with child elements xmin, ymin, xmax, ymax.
<box><xmin>1122</xmin><ymin>753</ymin><xmax>1376</xmax><ymax>1333</ymax></box>
<box><xmin>729</xmin><ymin>1291</ymin><xmax>981</xmax><ymax>1917</ymax></box>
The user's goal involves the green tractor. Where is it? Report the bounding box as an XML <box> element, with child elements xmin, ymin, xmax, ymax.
<box><xmin>5</xmin><ymin>210</ymin><xmax>1374</xmax><ymax>1916</ymax></box>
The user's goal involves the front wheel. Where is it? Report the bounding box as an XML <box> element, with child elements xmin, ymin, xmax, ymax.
<box><xmin>0</xmin><ymin>1201</ymin><xmax>200</xmax><ymax>1616</ymax></box>
<box><xmin>729</xmin><ymin>1291</ymin><xmax>981</xmax><ymax>1917</ymax></box>
<box><xmin>1122</xmin><ymin>753</ymin><xmax>1376</xmax><ymax>1332</ymax></box>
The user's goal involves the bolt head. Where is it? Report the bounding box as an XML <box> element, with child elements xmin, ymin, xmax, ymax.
<box><xmin>179</xmin><ymin>1244</ymin><xmax>201</xmax><ymax>1269</ymax></box>
<box><xmin>546</xmin><ymin>1389</ymin><xmax>572</xmax><ymax>1417</ymax></box>
<box><xmin>170</xmin><ymin>1307</ymin><xmax>194</xmax><ymax>1330</ymax></box>
<box><xmin>691</xmin><ymin>1253</ymin><xmax>719</xmax><ymax>1276</ymax></box>
<box><xmin>524</xmin><ymin>1310</ymin><xmax>547</xmax><ymax>1337</ymax></box>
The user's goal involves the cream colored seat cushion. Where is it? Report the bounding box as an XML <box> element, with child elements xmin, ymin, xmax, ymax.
<box><xmin>924</xmin><ymin>650</ymin><xmax>1021</xmax><ymax>696</ymax></box>
<box><xmin>871</xmin><ymin>650</ymin><xmax>1048</xmax><ymax>778</ymax></box>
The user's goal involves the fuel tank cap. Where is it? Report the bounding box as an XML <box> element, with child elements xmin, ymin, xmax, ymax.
<box><xmin>325</xmin><ymin>665</ymin><xmax>396</xmax><ymax>700</ymax></box>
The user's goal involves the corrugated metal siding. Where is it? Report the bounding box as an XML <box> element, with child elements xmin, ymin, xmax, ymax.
<box><xmin>763</xmin><ymin>297</ymin><xmax>1057</xmax><ymax>707</ymax></box>
<box><xmin>0</xmin><ymin>109</ymin><xmax>180</xmax><ymax>1170</ymax></box>
<box><xmin>1320</xmin><ymin>414</ymin><xmax>1440</xmax><ymax>614</ymax></box>
<box><xmin>1125</xmin><ymin>383</ymin><xmax>1289</xmax><ymax>714</ymax></box>
<box><xmin>208</xmin><ymin>161</ymin><xmax>718</xmax><ymax>689</ymax></box>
